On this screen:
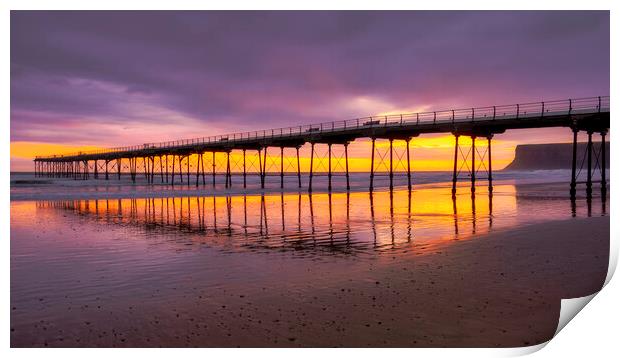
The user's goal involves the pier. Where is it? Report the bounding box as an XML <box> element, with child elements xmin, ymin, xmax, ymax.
<box><xmin>34</xmin><ymin>96</ymin><xmax>609</xmax><ymax>199</ymax></box>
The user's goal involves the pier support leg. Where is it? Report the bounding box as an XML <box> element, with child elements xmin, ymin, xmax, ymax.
<box><xmin>570</xmin><ymin>128</ymin><xmax>578</xmax><ymax>200</ymax></box>
<box><xmin>586</xmin><ymin>131</ymin><xmax>593</xmax><ymax>200</ymax></box>
<box><xmin>212</xmin><ymin>152</ymin><xmax>216</xmax><ymax>187</ymax></box>
<box><xmin>369</xmin><ymin>138</ymin><xmax>376</xmax><ymax>192</ymax></box>
<box><xmin>406</xmin><ymin>138</ymin><xmax>412</xmax><ymax>191</ymax></box>
<box><xmin>149</xmin><ymin>157</ymin><xmax>155</xmax><ymax>184</ymax></box>
<box><xmin>328</xmin><ymin>143</ymin><xmax>332</xmax><ymax>192</ymax></box>
<box><xmin>452</xmin><ymin>135</ymin><xmax>459</xmax><ymax>198</ymax></box>
<box><xmin>159</xmin><ymin>156</ymin><xmax>164</xmax><ymax>183</ymax></box>
<box><xmin>186</xmin><ymin>155</ymin><xmax>190</xmax><ymax>186</ymax></box>
<box><xmin>471</xmin><ymin>136</ymin><xmax>476</xmax><ymax>197</ymax></box>
<box><xmin>171</xmin><ymin>155</ymin><xmax>176</xmax><ymax>185</ymax></box>
<box><xmin>258</xmin><ymin>149</ymin><xmax>263</xmax><ymax>189</ymax></box>
<box><xmin>143</xmin><ymin>157</ymin><xmax>148</xmax><ymax>181</ymax></box>
<box><xmin>105</xmin><ymin>161</ymin><xmax>109</xmax><ymax>180</ymax></box>
<box><xmin>261</xmin><ymin>148</ymin><xmax>267</xmax><ymax>189</ymax></box>
<box><xmin>487</xmin><ymin>135</ymin><xmax>493</xmax><ymax>194</ymax></box>
<box><xmin>242</xmin><ymin>149</ymin><xmax>247</xmax><ymax>189</ymax></box>
<box><xmin>165</xmin><ymin>155</ymin><xmax>169</xmax><ymax>183</ymax></box>
<box><xmin>226</xmin><ymin>151</ymin><xmax>231</xmax><ymax>188</ymax></box>
<box><xmin>196</xmin><ymin>154</ymin><xmax>200</xmax><ymax>187</ymax></box>
<box><xmin>280</xmin><ymin>147</ymin><xmax>284</xmax><ymax>189</ymax></box>
<box><xmin>296</xmin><ymin>147</ymin><xmax>302</xmax><ymax>189</ymax></box>
<box><xmin>130</xmin><ymin>158</ymin><xmax>136</xmax><ymax>183</ymax></box>
<box><xmin>201</xmin><ymin>153</ymin><xmax>206</xmax><ymax>186</ymax></box>
<box><xmin>601</xmin><ymin>131</ymin><xmax>607</xmax><ymax>199</ymax></box>
<box><xmin>345</xmin><ymin>143</ymin><xmax>350</xmax><ymax>191</ymax></box>
<box><xmin>309</xmin><ymin>143</ymin><xmax>314</xmax><ymax>192</ymax></box>
<box><xmin>179</xmin><ymin>156</ymin><xmax>184</xmax><ymax>184</ymax></box>
<box><xmin>94</xmin><ymin>160</ymin><xmax>98</xmax><ymax>179</ymax></box>
<box><xmin>117</xmin><ymin>159</ymin><xmax>121</xmax><ymax>180</ymax></box>
<box><xmin>389</xmin><ymin>139</ymin><xmax>394</xmax><ymax>191</ymax></box>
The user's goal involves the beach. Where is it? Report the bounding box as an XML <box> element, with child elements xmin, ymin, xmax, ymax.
<box><xmin>10</xmin><ymin>173</ymin><xmax>609</xmax><ymax>347</ymax></box>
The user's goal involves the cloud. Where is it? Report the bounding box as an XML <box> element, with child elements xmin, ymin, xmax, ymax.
<box><xmin>11</xmin><ymin>10</ymin><xmax>609</xmax><ymax>147</ymax></box>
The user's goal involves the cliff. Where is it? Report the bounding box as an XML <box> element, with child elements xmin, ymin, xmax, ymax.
<box><xmin>504</xmin><ymin>142</ymin><xmax>610</xmax><ymax>170</ymax></box>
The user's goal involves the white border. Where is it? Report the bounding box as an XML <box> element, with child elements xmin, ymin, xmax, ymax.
<box><xmin>3</xmin><ymin>1</ymin><xmax>616</xmax><ymax>357</ymax></box>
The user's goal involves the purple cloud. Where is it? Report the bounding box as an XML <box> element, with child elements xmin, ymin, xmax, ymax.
<box><xmin>11</xmin><ymin>11</ymin><xmax>609</xmax><ymax>145</ymax></box>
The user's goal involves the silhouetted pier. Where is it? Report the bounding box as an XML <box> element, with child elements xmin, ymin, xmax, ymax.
<box><xmin>34</xmin><ymin>96</ymin><xmax>609</xmax><ymax>199</ymax></box>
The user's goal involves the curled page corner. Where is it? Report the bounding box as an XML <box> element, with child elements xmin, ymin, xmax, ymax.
<box><xmin>554</xmin><ymin>293</ymin><xmax>598</xmax><ymax>336</ymax></box>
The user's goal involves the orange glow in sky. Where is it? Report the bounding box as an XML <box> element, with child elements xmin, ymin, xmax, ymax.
<box><xmin>12</xmin><ymin>134</ymin><xmax>517</xmax><ymax>172</ymax></box>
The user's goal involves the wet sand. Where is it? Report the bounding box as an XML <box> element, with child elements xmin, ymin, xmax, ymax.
<box><xmin>11</xmin><ymin>215</ymin><xmax>608</xmax><ymax>347</ymax></box>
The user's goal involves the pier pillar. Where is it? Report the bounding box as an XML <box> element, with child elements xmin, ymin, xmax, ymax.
<box><xmin>178</xmin><ymin>156</ymin><xmax>184</xmax><ymax>184</ymax></box>
<box><xmin>389</xmin><ymin>139</ymin><xmax>394</xmax><ymax>191</ymax></box>
<box><xmin>345</xmin><ymin>143</ymin><xmax>350</xmax><ymax>191</ymax></box>
<box><xmin>165</xmin><ymin>155</ymin><xmax>169</xmax><ymax>183</ymax></box>
<box><xmin>487</xmin><ymin>135</ymin><xmax>493</xmax><ymax>194</ymax></box>
<box><xmin>143</xmin><ymin>157</ymin><xmax>148</xmax><ymax>181</ymax></box>
<box><xmin>201</xmin><ymin>153</ymin><xmax>206</xmax><ymax>186</ymax></box>
<box><xmin>104</xmin><ymin>161</ymin><xmax>109</xmax><ymax>180</ymax></box>
<box><xmin>171</xmin><ymin>155</ymin><xmax>176</xmax><ymax>185</ymax></box>
<box><xmin>261</xmin><ymin>148</ymin><xmax>268</xmax><ymax>189</ymax></box>
<box><xmin>280</xmin><ymin>146</ymin><xmax>284</xmax><ymax>189</ymax></box>
<box><xmin>258</xmin><ymin>149</ymin><xmax>264</xmax><ymax>189</ymax></box>
<box><xmin>308</xmin><ymin>143</ymin><xmax>315</xmax><ymax>192</ymax></box>
<box><xmin>94</xmin><ymin>160</ymin><xmax>98</xmax><ymax>179</ymax></box>
<box><xmin>186</xmin><ymin>154</ymin><xmax>190</xmax><ymax>186</ymax></box>
<box><xmin>570</xmin><ymin>128</ymin><xmax>578</xmax><ymax>200</ymax></box>
<box><xmin>328</xmin><ymin>143</ymin><xmax>332</xmax><ymax>192</ymax></box>
<box><xmin>117</xmin><ymin>158</ymin><xmax>121</xmax><ymax>180</ymax></box>
<box><xmin>226</xmin><ymin>151</ymin><xmax>232</xmax><ymax>189</ymax></box>
<box><xmin>296</xmin><ymin>146</ymin><xmax>302</xmax><ymax>189</ymax></box>
<box><xmin>159</xmin><ymin>155</ymin><xmax>164</xmax><ymax>183</ymax></box>
<box><xmin>243</xmin><ymin>149</ymin><xmax>247</xmax><ymax>189</ymax></box>
<box><xmin>406</xmin><ymin>138</ymin><xmax>412</xmax><ymax>191</ymax></box>
<box><xmin>149</xmin><ymin>157</ymin><xmax>155</xmax><ymax>184</ymax></box>
<box><xmin>369</xmin><ymin>138</ymin><xmax>376</xmax><ymax>192</ymax></box>
<box><xmin>212</xmin><ymin>152</ymin><xmax>216</xmax><ymax>187</ymax></box>
<box><xmin>452</xmin><ymin>134</ymin><xmax>459</xmax><ymax>198</ymax></box>
<box><xmin>308</xmin><ymin>143</ymin><xmax>314</xmax><ymax>193</ymax></box>
<box><xmin>131</xmin><ymin>158</ymin><xmax>137</xmax><ymax>183</ymax></box>
<box><xmin>601</xmin><ymin>131</ymin><xmax>607</xmax><ymax>198</ymax></box>
<box><xmin>586</xmin><ymin>131</ymin><xmax>593</xmax><ymax>200</ymax></box>
<box><xmin>196</xmin><ymin>154</ymin><xmax>201</xmax><ymax>187</ymax></box>
<box><xmin>471</xmin><ymin>136</ymin><xmax>476</xmax><ymax>197</ymax></box>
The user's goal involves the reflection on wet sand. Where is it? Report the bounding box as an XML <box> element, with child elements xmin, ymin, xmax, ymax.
<box><xmin>12</xmin><ymin>182</ymin><xmax>610</xmax><ymax>348</ymax></box>
<box><xmin>33</xmin><ymin>183</ymin><xmax>603</xmax><ymax>258</ymax></box>
<box><xmin>39</xmin><ymin>191</ymin><xmax>483</xmax><ymax>254</ymax></box>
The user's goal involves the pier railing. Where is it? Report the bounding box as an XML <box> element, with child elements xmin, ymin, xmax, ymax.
<box><xmin>35</xmin><ymin>96</ymin><xmax>609</xmax><ymax>160</ymax></box>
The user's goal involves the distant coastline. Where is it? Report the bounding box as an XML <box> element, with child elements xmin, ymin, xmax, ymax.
<box><xmin>505</xmin><ymin>142</ymin><xmax>610</xmax><ymax>171</ymax></box>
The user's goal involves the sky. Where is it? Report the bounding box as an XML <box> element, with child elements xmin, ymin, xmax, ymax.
<box><xmin>10</xmin><ymin>11</ymin><xmax>609</xmax><ymax>172</ymax></box>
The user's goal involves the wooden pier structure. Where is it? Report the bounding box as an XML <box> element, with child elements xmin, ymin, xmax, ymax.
<box><xmin>34</xmin><ymin>96</ymin><xmax>609</xmax><ymax>199</ymax></box>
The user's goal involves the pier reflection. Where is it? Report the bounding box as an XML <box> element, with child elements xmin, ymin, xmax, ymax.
<box><xmin>34</xmin><ymin>184</ymin><xmax>601</xmax><ymax>257</ymax></box>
